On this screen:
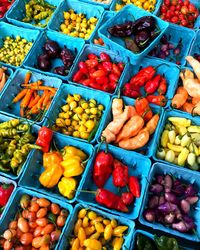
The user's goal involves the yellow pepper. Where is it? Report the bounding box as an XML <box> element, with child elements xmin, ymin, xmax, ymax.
<box><xmin>58</xmin><ymin>177</ymin><xmax>77</xmax><ymax>199</ymax></box>
<box><xmin>61</xmin><ymin>157</ymin><xmax>84</xmax><ymax>177</ymax></box>
<box><xmin>74</xmin><ymin>219</ymin><xmax>82</xmax><ymax>236</ymax></box>
<box><xmin>83</xmin><ymin>239</ymin><xmax>102</xmax><ymax>250</ymax></box>
<box><xmin>161</xmin><ymin>130</ymin><xmax>169</xmax><ymax>147</ymax></box>
<box><xmin>95</xmin><ymin>222</ymin><xmax>104</xmax><ymax>233</ymax></box>
<box><xmin>71</xmin><ymin>238</ymin><xmax>80</xmax><ymax>250</ymax></box>
<box><xmin>168</xmin><ymin>117</ymin><xmax>191</xmax><ymax>127</ymax></box>
<box><xmin>90</xmin><ymin>232</ymin><xmax>100</xmax><ymax>240</ymax></box>
<box><xmin>112</xmin><ymin>237</ymin><xmax>124</xmax><ymax>250</ymax></box>
<box><xmin>85</xmin><ymin>226</ymin><xmax>95</xmax><ymax>236</ymax></box>
<box><xmin>39</xmin><ymin>163</ymin><xmax>63</xmax><ymax>188</ymax></box>
<box><xmin>43</xmin><ymin>151</ymin><xmax>63</xmax><ymax>169</ymax></box>
<box><xmin>178</xmin><ymin>148</ymin><xmax>189</xmax><ymax>166</ymax></box>
<box><xmin>113</xmin><ymin>226</ymin><xmax>128</xmax><ymax>236</ymax></box>
<box><xmin>189</xmin><ymin>143</ymin><xmax>199</xmax><ymax>156</ymax></box>
<box><xmin>175</xmin><ymin>125</ymin><xmax>187</xmax><ymax>136</ymax></box>
<box><xmin>167</xmin><ymin>143</ymin><xmax>184</xmax><ymax>152</ymax></box>
<box><xmin>63</xmin><ymin>146</ymin><xmax>87</xmax><ymax>160</ymax></box>
<box><xmin>187</xmin><ymin>125</ymin><xmax>200</xmax><ymax>133</ymax></box>
<box><xmin>104</xmin><ymin>224</ymin><xmax>113</xmax><ymax>241</ymax></box>
<box><xmin>78</xmin><ymin>227</ymin><xmax>86</xmax><ymax>247</ymax></box>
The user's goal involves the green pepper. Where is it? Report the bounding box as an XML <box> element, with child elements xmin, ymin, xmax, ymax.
<box><xmin>136</xmin><ymin>234</ymin><xmax>157</xmax><ymax>250</ymax></box>
<box><xmin>0</xmin><ymin>163</ymin><xmax>10</xmax><ymax>172</ymax></box>
<box><xmin>154</xmin><ymin>236</ymin><xmax>182</xmax><ymax>250</ymax></box>
<box><xmin>16</xmin><ymin>123</ymin><xmax>30</xmax><ymax>132</ymax></box>
<box><xmin>0</xmin><ymin>119</ymin><xmax>20</xmax><ymax>129</ymax></box>
<box><xmin>0</xmin><ymin>128</ymin><xmax>18</xmax><ymax>138</ymax></box>
<box><xmin>18</xmin><ymin>132</ymin><xmax>34</xmax><ymax>147</ymax></box>
<box><xmin>6</xmin><ymin>140</ymin><xmax>17</xmax><ymax>156</ymax></box>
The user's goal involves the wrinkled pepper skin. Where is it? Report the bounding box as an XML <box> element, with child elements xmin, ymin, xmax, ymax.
<box><xmin>36</xmin><ymin>126</ymin><xmax>53</xmax><ymax>153</ymax></box>
<box><xmin>58</xmin><ymin>177</ymin><xmax>77</xmax><ymax>199</ymax></box>
<box><xmin>0</xmin><ymin>183</ymin><xmax>14</xmax><ymax>207</ymax></box>
<box><xmin>112</xmin><ymin>159</ymin><xmax>129</xmax><ymax>188</ymax></box>
<box><xmin>43</xmin><ymin>151</ymin><xmax>63</xmax><ymax>169</ymax></box>
<box><xmin>154</xmin><ymin>235</ymin><xmax>182</xmax><ymax>250</ymax></box>
<box><xmin>61</xmin><ymin>157</ymin><xmax>84</xmax><ymax>178</ymax></box>
<box><xmin>39</xmin><ymin>163</ymin><xmax>63</xmax><ymax>188</ymax></box>
<box><xmin>63</xmin><ymin>146</ymin><xmax>87</xmax><ymax>161</ymax></box>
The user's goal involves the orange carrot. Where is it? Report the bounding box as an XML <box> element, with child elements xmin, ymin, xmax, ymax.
<box><xmin>182</xmin><ymin>102</ymin><xmax>194</xmax><ymax>114</ymax></box>
<box><xmin>146</xmin><ymin>114</ymin><xmax>160</xmax><ymax>135</ymax></box>
<box><xmin>21</xmin><ymin>85</ymin><xmax>57</xmax><ymax>93</ymax></box>
<box><xmin>171</xmin><ymin>86</ymin><xmax>188</xmax><ymax>109</ymax></box>
<box><xmin>119</xmin><ymin>128</ymin><xmax>150</xmax><ymax>150</ymax></box>
<box><xmin>12</xmin><ymin>89</ymin><xmax>28</xmax><ymax>103</ymax></box>
<box><xmin>24</xmin><ymin>71</ymin><xmax>32</xmax><ymax>84</ymax></box>
<box><xmin>28</xmin><ymin>95</ymin><xmax>40</xmax><ymax>109</ymax></box>
<box><xmin>115</xmin><ymin>115</ymin><xmax>144</xmax><ymax>143</ymax></box>
<box><xmin>20</xmin><ymin>90</ymin><xmax>34</xmax><ymax>117</ymax></box>
<box><xmin>192</xmin><ymin>97</ymin><xmax>200</xmax><ymax>105</ymax></box>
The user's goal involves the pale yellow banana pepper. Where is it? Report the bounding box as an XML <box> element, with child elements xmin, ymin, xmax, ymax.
<box><xmin>178</xmin><ymin>148</ymin><xmax>189</xmax><ymax>166</ymax></box>
<box><xmin>168</xmin><ymin>117</ymin><xmax>191</xmax><ymax>127</ymax></box>
<box><xmin>167</xmin><ymin>143</ymin><xmax>184</xmax><ymax>152</ymax></box>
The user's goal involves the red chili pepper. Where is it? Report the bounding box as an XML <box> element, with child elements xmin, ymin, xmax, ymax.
<box><xmin>90</xmin><ymin>69</ymin><xmax>106</xmax><ymax>79</ymax></box>
<box><xmin>93</xmin><ymin>151</ymin><xmax>114</xmax><ymax>188</ymax></box>
<box><xmin>135</xmin><ymin>97</ymin><xmax>153</xmax><ymax>122</ymax></box>
<box><xmin>78</xmin><ymin>61</ymin><xmax>88</xmax><ymax>75</ymax></box>
<box><xmin>36</xmin><ymin>126</ymin><xmax>53</xmax><ymax>153</ymax></box>
<box><xmin>101</xmin><ymin>83</ymin><xmax>112</xmax><ymax>93</ymax></box>
<box><xmin>85</xmin><ymin>59</ymin><xmax>99</xmax><ymax>68</ymax></box>
<box><xmin>112</xmin><ymin>159</ymin><xmax>129</xmax><ymax>188</ymax></box>
<box><xmin>144</xmin><ymin>74</ymin><xmax>161</xmax><ymax>94</ymax></box>
<box><xmin>73</xmin><ymin>70</ymin><xmax>84</xmax><ymax>82</ymax></box>
<box><xmin>102</xmin><ymin>61</ymin><xmax>113</xmax><ymax>73</ymax></box>
<box><xmin>121</xmin><ymin>192</ymin><xmax>134</xmax><ymax>205</ymax></box>
<box><xmin>96</xmin><ymin>188</ymin><xmax>128</xmax><ymax>212</ymax></box>
<box><xmin>109</xmin><ymin>73</ymin><xmax>119</xmax><ymax>83</ymax></box>
<box><xmin>82</xmin><ymin>79</ymin><xmax>95</xmax><ymax>87</ymax></box>
<box><xmin>0</xmin><ymin>183</ymin><xmax>14</xmax><ymax>207</ymax></box>
<box><xmin>99</xmin><ymin>52</ymin><xmax>111</xmax><ymax>62</ymax></box>
<box><xmin>123</xmin><ymin>83</ymin><xmax>141</xmax><ymax>98</ymax></box>
<box><xmin>87</xmin><ymin>53</ymin><xmax>98</xmax><ymax>60</ymax></box>
<box><xmin>158</xmin><ymin>76</ymin><xmax>167</xmax><ymax>95</ymax></box>
<box><xmin>89</xmin><ymin>82</ymin><xmax>102</xmax><ymax>90</ymax></box>
<box><xmin>117</xmin><ymin>62</ymin><xmax>125</xmax><ymax>71</ymax></box>
<box><xmin>129</xmin><ymin>176</ymin><xmax>141</xmax><ymax>198</ymax></box>
<box><xmin>130</xmin><ymin>66</ymin><xmax>156</xmax><ymax>87</ymax></box>
<box><xmin>112</xmin><ymin>64</ymin><xmax>121</xmax><ymax>77</ymax></box>
<box><xmin>97</xmin><ymin>63</ymin><xmax>104</xmax><ymax>71</ymax></box>
<box><xmin>146</xmin><ymin>94</ymin><xmax>167</xmax><ymax>107</ymax></box>
<box><xmin>96</xmin><ymin>76</ymin><xmax>109</xmax><ymax>85</ymax></box>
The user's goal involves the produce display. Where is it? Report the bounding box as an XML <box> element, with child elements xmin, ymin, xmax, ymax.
<box><xmin>69</xmin><ymin>207</ymin><xmax>128</xmax><ymax>249</ymax></box>
<box><xmin>53</xmin><ymin>93</ymin><xmax>104</xmax><ymax>141</ymax></box>
<box><xmin>157</xmin><ymin>116</ymin><xmax>200</xmax><ymax>170</ymax></box>
<box><xmin>11</xmin><ymin>71</ymin><xmax>58</xmax><ymax>120</ymax></box>
<box><xmin>0</xmin><ymin>119</ymin><xmax>40</xmax><ymax>175</ymax></box>
<box><xmin>0</xmin><ymin>194</ymin><xmax>69</xmax><ymax>249</ymax></box>
<box><xmin>0</xmin><ymin>36</ymin><xmax>32</xmax><ymax>67</ymax></box>
<box><xmin>143</xmin><ymin>174</ymin><xmax>198</xmax><ymax>233</ymax></box>
<box><xmin>160</xmin><ymin>0</ymin><xmax>199</xmax><ymax>28</ymax></box>
<box><xmin>0</xmin><ymin>0</ymin><xmax>15</xmax><ymax>19</ymax></box>
<box><xmin>171</xmin><ymin>56</ymin><xmax>200</xmax><ymax>115</ymax></box>
<box><xmin>72</xmin><ymin>52</ymin><xmax>125</xmax><ymax>93</ymax></box>
<box><xmin>115</xmin><ymin>0</ymin><xmax>157</xmax><ymax>12</ymax></box>
<box><xmin>37</xmin><ymin>40</ymin><xmax>75</xmax><ymax>76</ymax></box>
<box><xmin>108</xmin><ymin>16</ymin><xmax>160</xmax><ymax>53</ymax></box>
<box><xmin>60</xmin><ymin>9</ymin><xmax>98</xmax><ymax>39</ymax></box>
<box><xmin>21</xmin><ymin>0</ymin><xmax>56</xmax><ymax>28</ymax></box>
<box><xmin>102</xmin><ymin>97</ymin><xmax>159</xmax><ymax>151</ymax></box>
<box><xmin>0</xmin><ymin>182</ymin><xmax>14</xmax><ymax>217</ymax></box>
<box><xmin>123</xmin><ymin>65</ymin><xmax>167</xmax><ymax>105</ymax></box>
<box><xmin>0</xmin><ymin>67</ymin><xmax>9</xmax><ymax>92</ymax></box>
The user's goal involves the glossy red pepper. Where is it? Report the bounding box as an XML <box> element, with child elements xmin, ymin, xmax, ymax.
<box><xmin>102</xmin><ymin>83</ymin><xmax>112</xmax><ymax>92</ymax></box>
<box><xmin>78</xmin><ymin>61</ymin><xmax>88</xmax><ymax>75</ymax></box>
<box><xmin>144</xmin><ymin>74</ymin><xmax>161</xmax><ymax>94</ymax></box>
<box><xmin>36</xmin><ymin>126</ymin><xmax>53</xmax><ymax>153</ymax></box>
<box><xmin>87</xmin><ymin>53</ymin><xmax>98</xmax><ymax>60</ymax></box>
<box><xmin>96</xmin><ymin>188</ymin><xmax>128</xmax><ymax>212</ymax></box>
<box><xmin>90</xmin><ymin>69</ymin><xmax>106</xmax><ymax>79</ymax></box>
<box><xmin>0</xmin><ymin>183</ymin><xmax>14</xmax><ymax>207</ymax></box>
<box><xmin>112</xmin><ymin>159</ymin><xmax>129</xmax><ymax>188</ymax></box>
<box><xmin>158</xmin><ymin>76</ymin><xmax>167</xmax><ymax>95</ymax></box>
<box><xmin>135</xmin><ymin>97</ymin><xmax>153</xmax><ymax>122</ymax></box>
<box><xmin>85</xmin><ymin>59</ymin><xmax>98</xmax><ymax>68</ymax></box>
<box><xmin>129</xmin><ymin>176</ymin><xmax>141</xmax><ymax>198</ymax></box>
<box><xmin>121</xmin><ymin>192</ymin><xmax>134</xmax><ymax>205</ymax></box>
<box><xmin>82</xmin><ymin>79</ymin><xmax>95</xmax><ymax>87</ymax></box>
<box><xmin>123</xmin><ymin>83</ymin><xmax>141</xmax><ymax>98</ymax></box>
<box><xmin>73</xmin><ymin>70</ymin><xmax>84</xmax><ymax>82</ymax></box>
<box><xmin>93</xmin><ymin>151</ymin><xmax>114</xmax><ymax>188</ymax></box>
<box><xmin>112</xmin><ymin>64</ymin><xmax>121</xmax><ymax>77</ymax></box>
<box><xmin>146</xmin><ymin>94</ymin><xmax>167</xmax><ymax>107</ymax></box>
<box><xmin>130</xmin><ymin>66</ymin><xmax>156</xmax><ymax>87</ymax></box>
<box><xmin>109</xmin><ymin>73</ymin><xmax>119</xmax><ymax>83</ymax></box>
<box><xmin>117</xmin><ymin>62</ymin><xmax>125</xmax><ymax>71</ymax></box>
<box><xmin>89</xmin><ymin>82</ymin><xmax>102</xmax><ymax>90</ymax></box>
<box><xmin>96</xmin><ymin>76</ymin><xmax>109</xmax><ymax>85</ymax></box>
<box><xmin>99</xmin><ymin>52</ymin><xmax>111</xmax><ymax>62</ymax></box>
<box><xmin>102</xmin><ymin>61</ymin><xmax>113</xmax><ymax>72</ymax></box>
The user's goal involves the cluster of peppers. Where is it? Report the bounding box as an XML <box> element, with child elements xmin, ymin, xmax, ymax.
<box><xmin>92</xmin><ymin>149</ymin><xmax>141</xmax><ymax>212</ymax></box>
<box><xmin>0</xmin><ymin>182</ymin><xmax>14</xmax><ymax>216</ymax></box>
<box><xmin>39</xmin><ymin>141</ymin><xmax>88</xmax><ymax>200</ymax></box>
<box><xmin>0</xmin><ymin>0</ymin><xmax>14</xmax><ymax>18</ymax></box>
<box><xmin>0</xmin><ymin>119</ymin><xmax>41</xmax><ymax>175</ymax></box>
<box><xmin>123</xmin><ymin>65</ymin><xmax>167</xmax><ymax>106</ymax></box>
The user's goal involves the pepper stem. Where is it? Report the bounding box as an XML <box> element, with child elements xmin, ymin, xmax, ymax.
<box><xmin>76</xmin><ymin>189</ymin><xmax>97</xmax><ymax>195</ymax></box>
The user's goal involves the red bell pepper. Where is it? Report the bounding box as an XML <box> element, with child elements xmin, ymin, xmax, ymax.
<box><xmin>112</xmin><ymin>159</ymin><xmax>129</xmax><ymax>188</ymax></box>
<box><xmin>129</xmin><ymin>176</ymin><xmax>141</xmax><ymax>198</ymax></box>
<box><xmin>36</xmin><ymin>126</ymin><xmax>53</xmax><ymax>153</ymax></box>
<box><xmin>0</xmin><ymin>183</ymin><xmax>14</xmax><ymax>207</ymax></box>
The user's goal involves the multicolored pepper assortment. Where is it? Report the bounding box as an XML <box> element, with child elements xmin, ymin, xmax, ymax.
<box><xmin>0</xmin><ymin>194</ymin><xmax>69</xmax><ymax>249</ymax></box>
<box><xmin>69</xmin><ymin>207</ymin><xmax>128</xmax><ymax>250</ymax></box>
<box><xmin>0</xmin><ymin>182</ymin><xmax>14</xmax><ymax>217</ymax></box>
<box><xmin>115</xmin><ymin>0</ymin><xmax>157</xmax><ymax>12</ymax></box>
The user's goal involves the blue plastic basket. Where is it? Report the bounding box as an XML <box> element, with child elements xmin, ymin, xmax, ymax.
<box><xmin>48</xmin><ymin>0</ymin><xmax>104</xmax><ymax>43</ymax></box>
<box><xmin>23</xmin><ymin>30</ymin><xmax>85</xmax><ymax>81</ymax></box>
<box><xmin>19</xmin><ymin>132</ymin><xmax>94</xmax><ymax>203</ymax></box>
<box><xmin>139</xmin><ymin>162</ymin><xmax>200</xmax><ymax>242</ymax></box>
<box><xmin>188</xmin><ymin>30</ymin><xmax>200</xmax><ymax>67</ymax></box>
<box><xmin>77</xmin><ymin>143</ymin><xmax>151</xmax><ymax>219</ymax></box>
<box><xmin>120</xmin><ymin>57</ymin><xmax>180</xmax><ymax>106</ymax></box>
<box><xmin>43</xmin><ymin>84</ymin><xmax>110</xmax><ymax>144</ymax></box>
<box><xmin>0</xmin><ymin>176</ymin><xmax>17</xmax><ymax>225</ymax></box>
<box><xmin>58</xmin><ymin>203</ymin><xmax>135</xmax><ymax>250</ymax></box>
<box><xmin>98</xmin><ymin>5</ymin><xmax>169</xmax><ymax>64</ymax></box>
<box><xmin>152</xmin><ymin>109</ymin><xmax>200</xmax><ymax>170</ymax></box>
<box><xmin>68</xmin><ymin>44</ymin><xmax>129</xmax><ymax>96</ymax></box>
<box><xmin>79</xmin><ymin>0</ymin><xmax>114</xmax><ymax>9</ymax></box>
<box><xmin>6</xmin><ymin>0</ymin><xmax>62</xmax><ymax>30</ymax></box>
<box><xmin>0</xmin><ymin>68</ymin><xmax>62</xmax><ymax>126</ymax></box>
<box><xmin>110</xmin><ymin>0</ymin><xmax>163</xmax><ymax>15</ymax></box>
<box><xmin>0</xmin><ymin>22</ymin><xmax>40</xmax><ymax>69</ymax></box>
<box><xmin>0</xmin><ymin>65</ymin><xmax>13</xmax><ymax>98</ymax></box>
<box><xmin>0</xmin><ymin>113</ymin><xmax>40</xmax><ymax>180</ymax></box>
<box><xmin>98</xmin><ymin>95</ymin><xmax>164</xmax><ymax>157</ymax></box>
<box><xmin>147</xmin><ymin>23</ymin><xmax>196</xmax><ymax>66</ymax></box>
<box><xmin>90</xmin><ymin>10</ymin><xmax>116</xmax><ymax>47</ymax></box>
<box><xmin>0</xmin><ymin>187</ymin><xmax>73</xmax><ymax>250</ymax></box>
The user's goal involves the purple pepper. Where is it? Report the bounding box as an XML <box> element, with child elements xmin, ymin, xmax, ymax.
<box><xmin>150</xmin><ymin>184</ymin><xmax>164</xmax><ymax>194</ymax></box>
<box><xmin>165</xmin><ymin>192</ymin><xmax>179</xmax><ymax>204</ymax></box>
<box><xmin>158</xmin><ymin>202</ymin><xmax>178</xmax><ymax>214</ymax></box>
<box><xmin>165</xmin><ymin>213</ymin><xmax>175</xmax><ymax>224</ymax></box>
<box><xmin>185</xmin><ymin>196</ymin><xmax>199</xmax><ymax>205</ymax></box>
<box><xmin>172</xmin><ymin>216</ymin><xmax>195</xmax><ymax>232</ymax></box>
<box><xmin>149</xmin><ymin>196</ymin><xmax>159</xmax><ymax>208</ymax></box>
<box><xmin>144</xmin><ymin>209</ymin><xmax>156</xmax><ymax>222</ymax></box>
<box><xmin>164</xmin><ymin>175</ymin><xmax>173</xmax><ymax>193</ymax></box>
<box><xmin>184</xmin><ymin>184</ymin><xmax>197</xmax><ymax>197</ymax></box>
<box><xmin>180</xmin><ymin>200</ymin><xmax>191</xmax><ymax>214</ymax></box>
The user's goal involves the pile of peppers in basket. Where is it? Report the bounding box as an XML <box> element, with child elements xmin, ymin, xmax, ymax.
<box><xmin>123</xmin><ymin>65</ymin><xmax>167</xmax><ymax>106</ymax></box>
<box><xmin>92</xmin><ymin>149</ymin><xmax>141</xmax><ymax>212</ymax></box>
<box><xmin>108</xmin><ymin>16</ymin><xmax>160</xmax><ymax>53</ymax></box>
<box><xmin>0</xmin><ymin>119</ymin><xmax>41</xmax><ymax>175</ymax></box>
<box><xmin>0</xmin><ymin>182</ymin><xmax>14</xmax><ymax>216</ymax></box>
<box><xmin>0</xmin><ymin>0</ymin><xmax>15</xmax><ymax>18</ymax></box>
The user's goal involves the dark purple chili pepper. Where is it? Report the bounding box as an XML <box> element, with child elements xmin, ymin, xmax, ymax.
<box><xmin>184</xmin><ymin>184</ymin><xmax>197</xmax><ymax>197</ymax></box>
<box><xmin>164</xmin><ymin>175</ymin><xmax>173</xmax><ymax>193</ymax></box>
<box><xmin>150</xmin><ymin>184</ymin><xmax>163</xmax><ymax>194</ymax></box>
<box><xmin>165</xmin><ymin>192</ymin><xmax>178</xmax><ymax>204</ymax></box>
<box><xmin>180</xmin><ymin>200</ymin><xmax>190</xmax><ymax>214</ymax></box>
<box><xmin>164</xmin><ymin>213</ymin><xmax>175</xmax><ymax>224</ymax></box>
<box><xmin>143</xmin><ymin>209</ymin><xmax>156</xmax><ymax>222</ymax></box>
<box><xmin>185</xmin><ymin>196</ymin><xmax>199</xmax><ymax>205</ymax></box>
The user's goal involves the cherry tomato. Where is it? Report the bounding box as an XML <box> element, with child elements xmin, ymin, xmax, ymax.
<box><xmin>9</xmin><ymin>220</ymin><xmax>17</xmax><ymax>230</ymax></box>
<box><xmin>161</xmin><ymin>5</ymin><xmax>168</xmax><ymax>13</ymax></box>
<box><xmin>29</xmin><ymin>202</ymin><xmax>40</xmax><ymax>212</ymax></box>
<box><xmin>170</xmin><ymin>5</ymin><xmax>175</xmax><ymax>11</ymax></box>
<box><xmin>34</xmin><ymin>226</ymin><xmax>43</xmax><ymax>237</ymax></box>
<box><xmin>171</xmin><ymin>16</ymin><xmax>179</xmax><ymax>23</ymax></box>
<box><xmin>36</xmin><ymin>198</ymin><xmax>50</xmax><ymax>208</ymax></box>
<box><xmin>181</xmin><ymin>6</ymin><xmax>188</xmax><ymax>14</ymax></box>
<box><xmin>3</xmin><ymin>240</ymin><xmax>13</xmax><ymax>250</ymax></box>
<box><xmin>22</xmin><ymin>210</ymin><xmax>29</xmax><ymax>219</ymax></box>
<box><xmin>41</xmin><ymin>224</ymin><xmax>55</xmax><ymax>235</ymax></box>
<box><xmin>171</xmin><ymin>0</ymin><xmax>177</xmax><ymax>6</ymax></box>
<box><xmin>20</xmin><ymin>233</ymin><xmax>33</xmax><ymax>246</ymax></box>
<box><xmin>16</xmin><ymin>228</ymin><xmax>23</xmax><ymax>238</ymax></box>
<box><xmin>29</xmin><ymin>221</ymin><xmax>38</xmax><ymax>229</ymax></box>
<box><xmin>164</xmin><ymin>0</ymin><xmax>170</xmax><ymax>6</ymax></box>
<box><xmin>184</xmin><ymin>0</ymin><xmax>190</xmax><ymax>7</ymax></box>
<box><xmin>27</xmin><ymin>212</ymin><xmax>36</xmax><ymax>222</ymax></box>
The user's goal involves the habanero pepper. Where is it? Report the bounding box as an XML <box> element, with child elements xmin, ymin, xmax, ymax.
<box><xmin>123</xmin><ymin>83</ymin><xmax>141</xmax><ymax>98</ymax></box>
<box><xmin>121</xmin><ymin>192</ymin><xmax>134</xmax><ymax>206</ymax></box>
<box><xmin>144</xmin><ymin>74</ymin><xmax>161</xmax><ymax>94</ymax></box>
<box><xmin>0</xmin><ymin>183</ymin><xmax>14</xmax><ymax>207</ymax></box>
<box><xmin>99</xmin><ymin>52</ymin><xmax>111</xmax><ymax>62</ymax></box>
<box><xmin>36</xmin><ymin>126</ymin><xmax>53</xmax><ymax>153</ymax></box>
<box><xmin>158</xmin><ymin>76</ymin><xmax>167</xmax><ymax>95</ymax></box>
<box><xmin>129</xmin><ymin>176</ymin><xmax>141</xmax><ymax>198</ymax></box>
<box><xmin>135</xmin><ymin>97</ymin><xmax>153</xmax><ymax>122</ymax></box>
<box><xmin>43</xmin><ymin>151</ymin><xmax>63</xmax><ymax>169</ymax></box>
<box><xmin>93</xmin><ymin>150</ymin><xmax>114</xmax><ymax>188</ymax></box>
<box><xmin>112</xmin><ymin>159</ymin><xmax>129</xmax><ymax>188</ymax></box>
<box><xmin>146</xmin><ymin>95</ymin><xmax>167</xmax><ymax>107</ymax></box>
